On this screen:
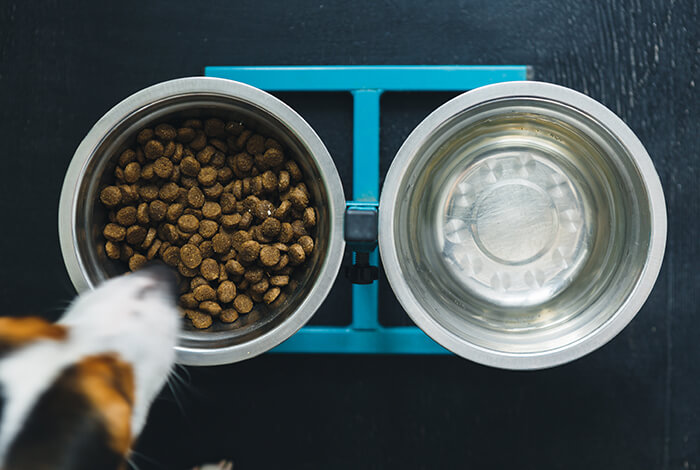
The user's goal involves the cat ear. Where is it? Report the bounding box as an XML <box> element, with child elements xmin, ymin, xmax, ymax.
<box><xmin>0</xmin><ymin>316</ymin><xmax>67</xmax><ymax>357</ymax></box>
<box><xmin>4</xmin><ymin>354</ymin><xmax>135</xmax><ymax>470</ymax></box>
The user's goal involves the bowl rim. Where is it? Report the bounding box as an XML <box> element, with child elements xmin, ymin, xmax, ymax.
<box><xmin>378</xmin><ymin>80</ymin><xmax>667</xmax><ymax>370</ymax></box>
<box><xmin>58</xmin><ymin>76</ymin><xmax>346</xmax><ymax>366</ymax></box>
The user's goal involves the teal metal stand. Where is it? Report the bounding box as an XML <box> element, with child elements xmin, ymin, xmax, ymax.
<box><xmin>204</xmin><ymin>65</ymin><xmax>530</xmax><ymax>354</ymax></box>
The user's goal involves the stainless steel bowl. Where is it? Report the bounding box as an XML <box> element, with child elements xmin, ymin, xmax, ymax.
<box><xmin>379</xmin><ymin>81</ymin><xmax>666</xmax><ymax>369</ymax></box>
<box><xmin>59</xmin><ymin>77</ymin><xmax>346</xmax><ymax>366</ymax></box>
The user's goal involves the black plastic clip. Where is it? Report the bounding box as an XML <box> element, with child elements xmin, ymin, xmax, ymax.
<box><xmin>344</xmin><ymin>205</ymin><xmax>379</xmax><ymax>285</ymax></box>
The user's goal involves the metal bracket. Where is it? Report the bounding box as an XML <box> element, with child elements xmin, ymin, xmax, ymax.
<box><xmin>344</xmin><ymin>202</ymin><xmax>379</xmax><ymax>284</ymax></box>
<box><xmin>204</xmin><ymin>65</ymin><xmax>530</xmax><ymax>354</ymax></box>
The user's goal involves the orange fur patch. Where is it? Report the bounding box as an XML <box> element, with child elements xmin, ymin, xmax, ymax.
<box><xmin>0</xmin><ymin>316</ymin><xmax>67</xmax><ymax>347</ymax></box>
<box><xmin>74</xmin><ymin>355</ymin><xmax>135</xmax><ymax>456</ymax></box>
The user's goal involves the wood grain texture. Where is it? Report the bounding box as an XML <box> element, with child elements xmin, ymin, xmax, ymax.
<box><xmin>0</xmin><ymin>0</ymin><xmax>697</xmax><ymax>468</ymax></box>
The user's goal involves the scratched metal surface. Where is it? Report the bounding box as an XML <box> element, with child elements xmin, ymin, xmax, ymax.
<box><xmin>0</xmin><ymin>1</ymin><xmax>697</xmax><ymax>469</ymax></box>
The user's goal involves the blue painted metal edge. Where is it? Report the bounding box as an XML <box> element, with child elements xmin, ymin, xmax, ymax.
<box><xmin>205</xmin><ymin>65</ymin><xmax>529</xmax><ymax>355</ymax></box>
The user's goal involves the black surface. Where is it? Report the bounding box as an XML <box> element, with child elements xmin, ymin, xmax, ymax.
<box><xmin>0</xmin><ymin>1</ymin><xmax>698</xmax><ymax>469</ymax></box>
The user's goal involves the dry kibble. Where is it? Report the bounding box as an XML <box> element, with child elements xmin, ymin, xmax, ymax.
<box><xmin>163</xmin><ymin>141</ymin><xmax>176</xmax><ymax>158</ymax></box>
<box><xmin>115</xmin><ymin>206</ymin><xmax>137</xmax><ymax>226</ymax></box>
<box><xmin>198</xmin><ymin>166</ymin><xmax>217</xmax><ymax>186</ymax></box>
<box><xmin>239</xmin><ymin>212</ymin><xmax>253</xmax><ymax>229</ymax></box>
<box><xmin>233</xmin><ymin>294</ymin><xmax>253</xmax><ymax>314</ymax></box>
<box><xmin>128</xmin><ymin>253</ymin><xmax>147</xmax><ymax>271</ymax></box>
<box><xmin>278</xmin><ymin>171</ymin><xmax>290</xmax><ymax>193</ymax></box>
<box><xmin>246</xmin><ymin>134</ymin><xmax>265</xmax><ymax>154</ymax></box>
<box><xmin>148</xmin><ymin>200</ymin><xmax>168</xmax><ymax>222</ymax></box>
<box><xmin>254</xmin><ymin>200</ymin><xmax>275</xmax><ymax>220</ymax></box>
<box><xmin>120</xmin><ymin>245</ymin><xmax>134</xmax><ymax>263</ymax></box>
<box><xmin>180</xmin><ymin>176</ymin><xmax>197</xmax><ymax>189</ymax></box>
<box><xmin>200</xmin><ymin>301</ymin><xmax>222</xmax><ymax>316</ymax></box>
<box><xmin>221</xmin><ymin>213</ymin><xmax>241</xmax><ymax>229</ymax></box>
<box><xmin>220</xmin><ymin>309</ymin><xmax>239</xmax><ymax>323</ymax></box>
<box><xmin>154</xmin><ymin>157</ymin><xmax>173</xmax><ymax>178</ymax></box>
<box><xmin>202</xmin><ymin>201</ymin><xmax>222</xmax><ymax>220</ymax></box>
<box><xmin>193</xmin><ymin>284</ymin><xmax>216</xmax><ymax>301</ymax></box>
<box><xmin>141</xmin><ymin>227</ymin><xmax>157</xmax><ymax>249</ymax></box>
<box><xmin>177</xmin><ymin>127</ymin><xmax>196</xmax><ymax>142</ymax></box>
<box><xmin>178</xmin><ymin>214</ymin><xmax>200</xmax><ymax>233</ymax></box>
<box><xmin>197</xmin><ymin>146</ymin><xmax>215</xmax><ymax>165</ymax></box>
<box><xmin>272</xmin><ymin>254</ymin><xmax>289</xmax><ymax>272</ymax></box>
<box><xmin>218</xmin><ymin>166</ymin><xmax>234</xmax><ymax>183</ymax></box>
<box><xmin>220</xmin><ymin>193</ymin><xmax>237</xmax><ymax>214</ymax></box>
<box><xmin>137</xmin><ymin>129</ymin><xmax>154</xmax><ymax>145</ymax></box>
<box><xmin>230</xmin><ymin>230</ymin><xmax>251</xmax><ymax>250</ymax></box>
<box><xmin>291</xmin><ymin>219</ymin><xmax>307</xmax><ymax>238</ymax></box>
<box><xmin>244</xmin><ymin>267</ymin><xmax>264</xmax><ymax>283</ymax></box>
<box><xmin>225</xmin><ymin>259</ymin><xmax>245</xmax><ymax>276</ymax></box>
<box><xmin>274</xmin><ymin>200</ymin><xmax>292</xmax><ymax>220</ymax></box>
<box><xmin>147</xmin><ymin>239</ymin><xmax>162</xmax><ymax>260</ymax></box>
<box><xmin>105</xmin><ymin>241</ymin><xmax>120</xmax><ymax>260</ymax></box>
<box><xmin>180</xmin><ymin>293</ymin><xmax>198</xmax><ymax>309</ymax></box>
<box><xmin>118</xmin><ymin>149</ymin><xmax>136</xmax><ymax>167</ymax></box>
<box><xmin>250</xmin><ymin>278</ymin><xmax>269</xmax><ymax>295</ymax></box>
<box><xmin>198</xmin><ymin>220</ymin><xmax>219</xmax><ymax>239</ymax></box>
<box><xmin>203</xmin><ymin>183</ymin><xmax>224</xmax><ymax>199</ymax></box>
<box><xmin>155</xmin><ymin>123</ymin><xmax>177</xmax><ymax>140</ymax></box>
<box><xmin>261</xmin><ymin>217</ymin><xmax>281</xmax><ymax>238</ymax></box>
<box><xmin>217</xmin><ymin>281</ymin><xmax>237</xmax><ymax>304</ymax></box>
<box><xmin>289</xmin><ymin>187</ymin><xmax>309</xmax><ymax>209</ymax></box>
<box><xmin>289</xmin><ymin>244</ymin><xmax>306</xmax><ymax>265</ymax></box>
<box><xmin>172</xmin><ymin>143</ymin><xmax>184</xmax><ymax>163</ymax></box>
<box><xmin>239</xmin><ymin>240</ymin><xmax>261</xmax><ymax>263</ymax></box>
<box><xmin>180</xmin><ymin>243</ymin><xmax>203</xmax><ymax>269</ymax></box>
<box><xmin>261</xmin><ymin>171</ymin><xmax>277</xmax><ymax>192</ymax></box>
<box><xmin>298</xmin><ymin>235</ymin><xmax>314</xmax><ymax>255</ymax></box>
<box><xmin>100</xmin><ymin>186</ymin><xmax>122</xmax><ymax>207</ymax></box>
<box><xmin>178</xmin><ymin>261</ymin><xmax>199</xmax><ymax>278</ymax></box>
<box><xmin>232</xmin><ymin>180</ymin><xmax>243</xmax><ymax>199</ymax></box>
<box><xmin>159</xmin><ymin>182</ymin><xmax>180</xmax><ymax>203</ymax></box>
<box><xmin>124</xmin><ymin>162</ymin><xmax>141</xmax><ymax>183</ymax></box>
<box><xmin>166</xmin><ymin>203</ymin><xmax>185</xmax><ymax>223</ymax></box>
<box><xmin>181</xmin><ymin>156</ymin><xmax>201</xmax><ymax>177</ymax></box>
<box><xmin>303</xmin><ymin>207</ymin><xmax>316</xmax><ymax>227</ymax></box>
<box><xmin>144</xmin><ymin>140</ymin><xmax>164</xmax><ymax>160</ymax></box>
<box><xmin>187</xmin><ymin>187</ymin><xmax>205</xmax><ymax>208</ymax></box>
<box><xmin>200</xmin><ymin>258</ymin><xmax>219</xmax><ymax>280</ymax></box>
<box><xmin>187</xmin><ymin>310</ymin><xmax>212</xmax><ymax>329</ymax></box>
<box><xmin>260</xmin><ymin>245</ymin><xmax>281</xmax><ymax>267</ymax></box>
<box><xmin>279</xmin><ymin>222</ymin><xmax>294</xmax><ymax>243</ymax></box>
<box><xmin>286</xmin><ymin>161</ymin><xmax>303</xmax><ymax>181</ymax></box>
<box><xmin>270</xmin><ymin>275</ymin><xmax>289</xmax><ymax>287</ymax></box>
<box><xmin>190</xmin><ymin>131</ymin><xmax>207</xmax><ymax>151</ymax></box>
<box><xmin>103</xmin><ymin>223</ymin><xmax>126</xmax><ymax>242</ymax></box>
<box><xmin>212</xmin><ymin>232</ymin><xmax>231</xmax><ymax>254</ymax></box>
<box><xmin>140</xmin><ymin>164</ymin><xmax>155</xmax><ymax>181</ymax></box>
<box><xmin>120</xmin><ymin>185</ymin><xmax>140</xmax><ymax>204</ymax></box>
<box><xmin>264</xmin><ymin>148</ymin><xmax>284</xmax><ymax>167</ymax></box>
<box><xmin>162</xmin><ymin>246</ymin><xmax>180</xmax><ymax>267</ymax></box>
<box><xmin>199</xmin><ymin>240</ymin><xmax>214</xmax><ymax>258</ymax></box>
<box><xmin>126</xmin><ymin>225</ymin><xmax>147</xmax><ymax>245</ymax></box>
<box><xmin>263</xmin><ymin>287</ymin><xmax>281</xmax><ymax>304</ymax></box>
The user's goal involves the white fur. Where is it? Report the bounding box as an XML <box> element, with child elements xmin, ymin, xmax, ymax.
<box><xmin>0</xmin><ymin>269</ymin><xmax>180</xmax><ymax>464</ymax></box>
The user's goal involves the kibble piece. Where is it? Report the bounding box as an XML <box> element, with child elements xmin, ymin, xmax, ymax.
<box><xmin>180</xmin><ymin>243</ymin><xmax>203</xmax><ymax>269</ymax></box>
<box><xmin>162</xmin><ymin>246</ymin><xmax>180</xmax><ymax>267</ymax></box>
<box><xmin>120</xmin><ymin>245</ymin><xmax>134</xmax><ymax>263</ymax></box>
<box><xmin>261</xmin><ymin>170</ymin><xmax>277</xmax><ymax>192</ymax></box>
<box><xmin>136</xmin><ymin>185</ymin><xmax>156</xmax><ymax>202</ymax></box>
<box><xmin>105</xmin><ymin>241</ymin><xmax>120</xmax><ymax>260</ymax></box>
<box><xmin>123</xmin><ymin>162</ymin><xmax>141</xmax><ymax>183</ymax></box>
<box><xmin>164</xmin><ymin>141</ymin><xmax>177</xmax><ymax>158</ymax></box>
<box><xmin>172</xmin><ymin>143</ymin><xmax>184</xmax><ymax>163</ymax></box>
<box><xmin>141</xmin><ymin>227</ymin><xmax>157</xmax><ymax>249</ymax></box>
<box><xmin>274</xmin><ymin>200</ymin><xmax>292</xmax><ymax>220</ymax></box>
<box><xmin>220</xmin><ymin>193</ymin><xmax>236</xmax><ymax>214</ymax></box>
<box><xmin>278</xmin><ymin>171</ymin><xmax>290</xmax><ymax>193</ymax></box>
<box><xmin>235</xmin><ymin>152</ymin><xmax>255</xmax><ymax>173</ymax></box>
<box><xmin>217</xmin><ymin>281</ymin><xmax>237</xmax><ymax>304</ymax></box>
<box><xmin>187</xmin><ymin>310</ymin><xmax>212</xmax><ymax>329</ymax></box>
<box><xmin>178</xmin><ymin>214</ymin><xmax>200</xmax><ymax>233</ymax></box>
<box><xmin>246</xmin><ymin>134</ymin><xmax>265</xmax><ymax>155</ymax></box>
<box><xmin>291</xmin><ymin>219</ymin><xmax>307</xmax><ymax>238</ymax></box>
<box><xmin>155</xmin><ymin>123</ymin><xmax>177</xmax><ymax>140</ymax></box>
<box><xmin>162</xmin><ymin>223</ymin><xmax>180</xmax><ymax>243</ymax></box>
<box><xmin>197</xmin><ymin>166</ymin><xmax>217</xmax><ymax>186</ymax></box>
<box><xmin>199</xmin><ymin>301</ymin><xmax>222</xmax><ymax>316</ymax></box>
<box><xmin>260</xmin><ymin>245</ymin><xmax>281</xmax><ymax>267</ymax></box>
<box><xmin>264</xmin><ymin>148</ymin><xmax>284</xmax><ymax>167</ymax></box>
<box><xmin>156</xmin><ymin>182</ymin><xmax>178</xmax><ymax>203</ymax></box>
<box><xmin>218</xmin><ymin>167</ymin><xmax>233</xmax><ymax>183</ymax></box>
<box><xmin>126</xmin><ymin>225</ymin><xmax>147</xmax><ymax>245</ymax></box>
<box><xmin>198</xmin><ymin>220</ymin><xmax>219</xmax><ymax>239</ymax></box>
<box><xmin>279</xmin><ymin>222</ymin><xmax>294</xmax><ymax>243</ymax></box>
<box><xmin>189</xmin><ymin>277</ymin><xmax>207</xmax><ymax>290</ymax></box>
<box><xmin>196</xmin><ymin>146</ymin><xmax>215</xmax><ymax>165</ymax></box>
<box><xmin>203</xmin><ymin>183</ymin><xmax>224</xmax><ymax>199</ymax></box>
<box><xmin>128</xmin><ymin>253</ymin><xmax>147</xmax><ymax>271</ymax></box>
<box><xmin>286</xmin><ymin>160</ymin><xmax>303</xmax><ymax>181</ymax></box>
<box><xmin>137</xmin><ymin>128</ymin><xmax>154</xmax><ymax>145</ymax></box>
<box><xmin>238</xmin><ymin>212</ymin><xmax>253</xmax><ymax>229</ymax></box>
<box><xmin>250</xmin><ymin>278</ymin><xmax>269</xmax><ymax>295</ymax></box>
<box><xmin>115</xmin><ymin>206</ymin><xmax>137</xmax><ymax>226</ymax></box>
<box><xmin>144</xmin><ymin>140</ymin><xmax>164</xmax><ymax>160</ymax></box>
<box><xmin>298</xmin><ymin>235</ymin><xmax>314</xmax><ymax>255</ymax></box>
<box><xmin>166</xmin><ymin>203</ymin><xmax>184</xmax><ymax>223</ymax></box>
<box><xmin>289</xmin><ymin>187</ymin><xmax>309</xmax><ymax>209</ymax></box>
<box><xmin>181</xmin><ymin>156</ymin><xmax>201</xmax><ymax>177</ymax></box>
<box><xmin>263</xmin><ymin>287</ymin><xmax>281</xmax><ymax>304</ymax></box>
<box><xmin>244</xmin><ymin>267</ymin><xmax>264</xmax><ymax>283</ymax></box>
<box><xmin>272</xmin><ymin>254</ymin><xmax>290</xmax><ymax>272</ymax></box>
<box><xmin>303</xmin><ymin>207</ymin><xmax>316</xmax><ymax>228</ymax></box>
<box><xmin>187</xmin><ymin>187</ymin><xmax>205</xmax><ymax>208</ymax></box>
<box><xmin>193</xmin><ymin>284</ymin><xmax>216</xmax><ymax>301</ymax></box>
<box><xmin>146</xmin><ymin>239</ymin><xmax>162</xmax><ymax>260</ymax></box>
<box><xmin>140</xmin><ymin>163</ymin><xmax>155</xmax><ymax>180</ymax></box>
<box><xmin>148</xmin><ymin>200</ymin><xmax>168</xmax><ymax>222</ymax></box>
<box><xmin>118</xmin><ymin>149</ymin><xmax>137</xmax><ymax>167</ymax></box>
<box><xmin>153</xmin><ymin>157</ymin><xmax>174</xmax><ymax>179</ymax></box>
<box><xmin>233</xmin><ymin>294</ymin><xmax>253</xmax><ymax>314</ymax></box>
<box><xmin>212</xmin><ymin>232</ymin><xmax>231</xmax><ymax>254</ymax></box>
<box><xmin>103</xmin><ymin>223</ymin><xmax>126</xmax><ymax>242</ymax></box>
<box><xmin>134</xmin><ymin>203</ymin><xmax>149</xmax><ymax>225</ymax></box>
<box><xmin>202</xmin><ymin>202</ymin><xmax>222</xmax><ymax>220</ymax></box>
<box><xmin>177</xmin><ymin>127</ymin><xmax>196</xmax><ymax>142</ymax></box>
<box><xmin>180</xmin><ymin>176</ymin><xmax>197</xmax><ymax>189</ymax></box>
<box><xmin>254</xmin><ymin>200</ymin><xmax>275</xmax><ymax>220</ymax></box>
<box><xmin>230</xmin><ymin>230</ymin><xmax>251</xmax><ymax>251</ymax></box>
<box><xmin>231</xmin><ymin>180</ymin><xmax>243</xmax><ymax>199</ymax></box>
<box><xmin>200</xmin><ymin>258</ymin><xmax>219</xmax><ymax>281</ymax></box>
<box><xmin>114</xmin><ymin>166</ymin><xmax>125</xmax><ymax>183</ymax></box>
<box><xmin>189</xmin><ymin>130</ymin><xmax>207</xmax><ymax>151</ymax></box>
<box><xmin>261</xmin><ymin>217</ymin><xmax>281</xmax><ymax>238</ymax></box>
<box><xmin>100</xmin><ymin>186</ymin><xmax>122</xmax><ymax>207</ymax></box>
<box><xmin>178</xmin><ymin>261</ymin><xmax>199</xmax><ymax>278</ymax></box>
<box><xmin>220</xmin><ymin>309</ymin><xmax>239</xmax><ymax>323</ymax></box>
<box><xmin>270</xmin><ymin>275</ymin><xmax>289</xmax><ymax>287</ymax></box>
<box><xmin>180</xmin><ymin>293</ymin><xmax>199</xmax><ymax>309</ymax></box>
<box><xmin>239</xmin><ymin>240</ymin><xmax>261</xmax><ymax>263</ymax></box>
<box><xmin>118</xmin><ymin>185</ymin><xmax>139</xmax><ymax>204</ymax></box>
<box><xmin>199</xmin><ymin>240</ymin><xmax>214</xmax><ymax>258</ymax></box>
<box><xmin>221</xmin><ymin>213</ymin><xmax>241</xmax><ymax>229</ymax></box>
<box><xmin>225</xmin><ymin>259</ymin><xmax>245</xmax><ymax>276</ymax></box>
<box><xmin>188</xmin><ymin>233</ymin><xmax>203</xmax><ymax>246</ymax></box>
<box><xmin>289</xmin><ymin>243</ymin><xmax>306</xmax><ymax>265</ymax></box>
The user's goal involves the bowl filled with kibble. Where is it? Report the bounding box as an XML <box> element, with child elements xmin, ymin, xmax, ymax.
<box><xmin>59</xmin><ymin>77</ymin><xmax>346</xmax><ymax>365</ymax></box>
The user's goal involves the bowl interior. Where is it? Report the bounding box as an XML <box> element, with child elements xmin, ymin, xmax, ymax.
<box><xmin>392</xmin><ymin>97</ymin><xmax>652</xmax><ymax>354</ymax></box>
<box><xmin>72</xmin><ymin>93</ymin><xmax>336</xmax><ymax>352</ymax></box>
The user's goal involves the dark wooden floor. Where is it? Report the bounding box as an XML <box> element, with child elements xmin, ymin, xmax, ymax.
<box><xmin>0</xmin><ymin>0</ymin><xmax>698</xmax><ymax>468</ymax></box>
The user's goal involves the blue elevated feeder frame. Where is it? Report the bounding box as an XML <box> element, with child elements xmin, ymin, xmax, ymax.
<box><xmin>204</xmin><ymin>65</ymin><xmax>530</xmax><ymax>354</ymax></box>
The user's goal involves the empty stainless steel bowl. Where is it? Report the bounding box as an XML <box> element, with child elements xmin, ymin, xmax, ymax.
<box><xmin>59</xmin><ymin>77</ymin><xmax>346</xmax><ymax>366</ymax></box>
<box><xmin>379</xmin><ymin>81</ymin><xmax>666</xmax><ymax>369</ymax></box>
